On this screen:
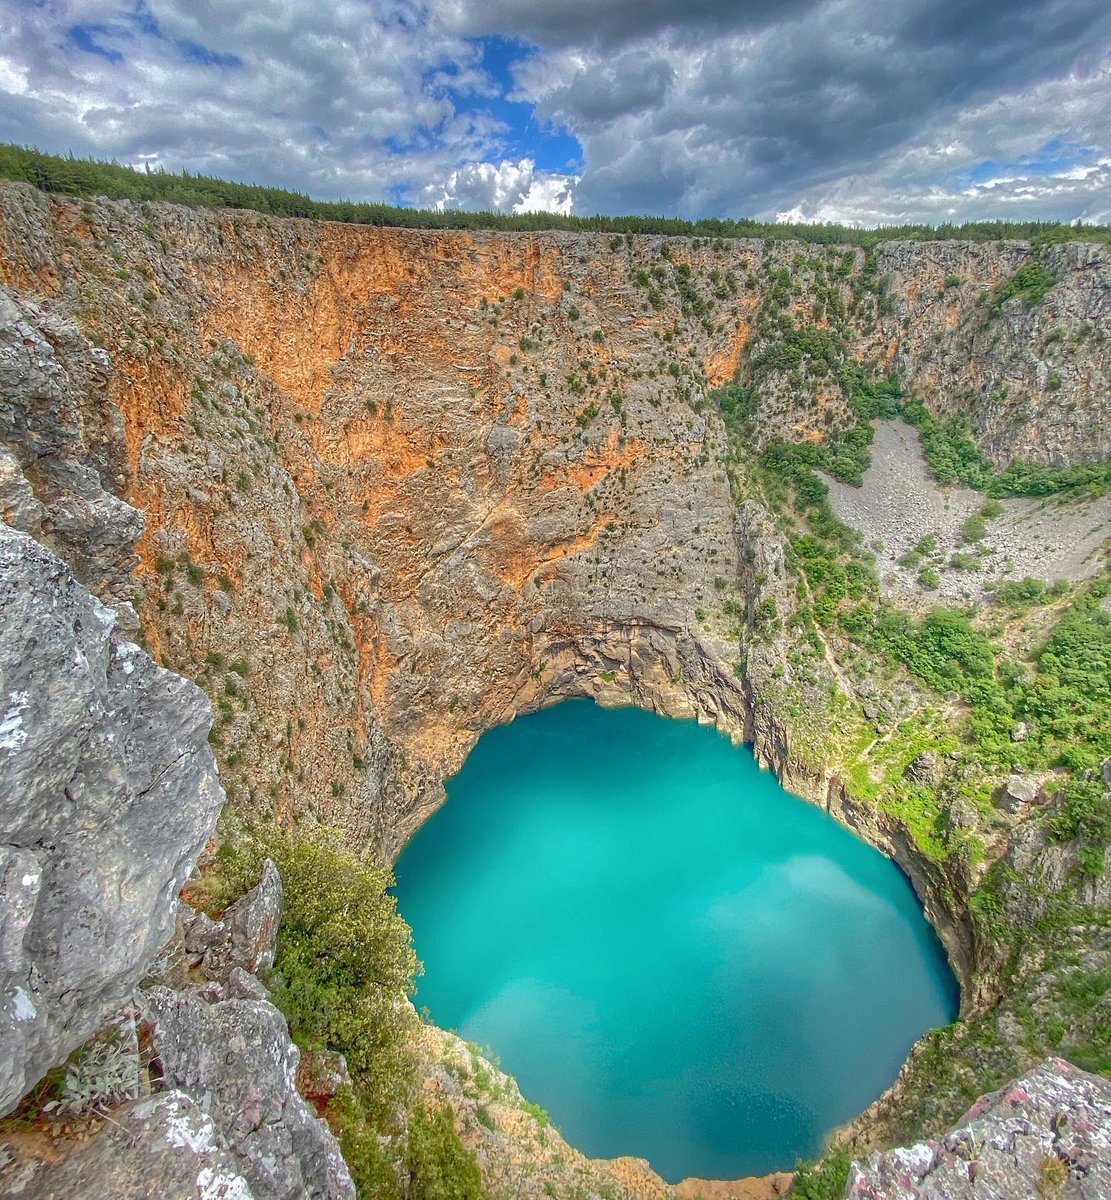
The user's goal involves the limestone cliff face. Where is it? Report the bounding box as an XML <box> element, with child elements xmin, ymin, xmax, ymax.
<box><xmin>1</xmin><ymin>183</ymin><xmax>1106</xmax><ymax>870</ymax></box>
<box><xmin>878</xmin><ymin>240</ymin><xmax>1111</xmax><ymax>466</ymax></box>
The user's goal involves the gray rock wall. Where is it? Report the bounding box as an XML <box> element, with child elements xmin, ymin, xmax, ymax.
<box><xmin>0</xmin><ymin>522</ymin><xmax>224</xmax><ymax>1115</ymax></box>
<box><xmin>0</xmin><ymin>290</ymin><xmax>225</xmax><ymax>1115</ymax></box>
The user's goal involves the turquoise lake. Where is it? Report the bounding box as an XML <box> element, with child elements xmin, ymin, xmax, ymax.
<box><xmin>394</xmin><ymin>700</ymin><xmax>958</xmax><ymax>1181</ymax></box>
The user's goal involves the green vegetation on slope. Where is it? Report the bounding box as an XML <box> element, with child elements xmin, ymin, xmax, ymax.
<box><xmin>4</xmin><ymin>142</ymin><xmax>1111</xmax><ymax>244</ymax></box>
<box><xmin>900</xmin><ymin>399</ymin><xmax>1111</xmax><ymax>497</ymax></box>
<box><xmin>710</xmin><ymin>250</ymin><xmax>1111</xmax><ymax>1143</ymax></box>
<box><xmin>711</xmin><ymin>246</ymin><xmax>1110</xmax><ymax>502</ymax></box>
<box><xmin>988</xmin><ymin>260</ymin><xmax>1059</xmax><ymax>312</ymax></box>
<box><xmin>204</xmin><ymin>827</ymin><xmax>485</xmax><ymax>1200</ymax></box>
<box><xmin>792</xmin><ymin>1147</ymin><xmax>852</xmax><ymax>1200</ymax></box>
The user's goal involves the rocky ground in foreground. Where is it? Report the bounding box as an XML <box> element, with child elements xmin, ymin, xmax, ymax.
<box><xmin>850</xmin><ymin>1059</ymin><xmax>1111</xmax><ymax>1199</ymax></box>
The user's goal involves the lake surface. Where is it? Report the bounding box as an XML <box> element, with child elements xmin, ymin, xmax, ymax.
<box><xmin>394</xmin><ymin>700</ymin><xmax>958</xmax><ymax>1181</ymax></box>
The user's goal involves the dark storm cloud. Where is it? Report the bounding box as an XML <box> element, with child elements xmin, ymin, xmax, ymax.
<box><xmin>1</xmin><ymin>0</ymin><xmax>1109</xmax><ymax>221</ymax></box>
<box><xmin>452</xmin><ymin>0</ymin><xmax>821</xmax><ymax>51</ymax></box>
<box><xmin>497</xmin><ymin>0</ymin><xmax>1111</xmax><ymax>217</ymax></box>
<box><xmin>537</xmin><ymin>51</ymin><xmax>674</xmax><ymax>127</ymax></box>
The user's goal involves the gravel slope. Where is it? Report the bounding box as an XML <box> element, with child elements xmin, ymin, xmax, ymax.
<box><xmin>825</xmin><ymin>420</ymin><xmax>1111</xmax><ymax>603</ymax></box>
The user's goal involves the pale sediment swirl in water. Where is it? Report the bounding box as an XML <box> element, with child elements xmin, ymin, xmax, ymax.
<box><xmin>394</xmin><ymin>700</ymin><xmax>958</xmax><ymax>1181</ymax></box>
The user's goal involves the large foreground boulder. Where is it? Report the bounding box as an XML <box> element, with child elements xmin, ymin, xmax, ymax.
<box><xmin>0</xmin><ymin>1091</ymin><xmax>256</xmax><ymax>1198</ymax></box>
<box><xmin>0</xmin><ymin>524</ymin><xmax>224</xmax><ymax>1115</ymax></box>
<box><xmin>145</xmin><ymin>985</ymin><xmax>355</xmax><ymax>1200</ymax></box>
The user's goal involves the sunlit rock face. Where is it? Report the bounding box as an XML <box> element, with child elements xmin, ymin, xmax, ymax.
<box><xmin>0</xmin><ymin>184</ymin><xmax>1107</xmax><ymax>866</ymax></box>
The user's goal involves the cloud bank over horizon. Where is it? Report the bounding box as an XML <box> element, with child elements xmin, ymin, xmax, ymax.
<box><xmin>1</xmin><ymin>0</ymin><xmax>1109</xmax><ymax>225</ymax></box>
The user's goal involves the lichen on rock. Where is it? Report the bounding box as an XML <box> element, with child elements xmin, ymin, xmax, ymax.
<box><xmin>848</xmin><ymin>1058</ymin><xmax>1111</xmax><ymax>1199</ymax></box>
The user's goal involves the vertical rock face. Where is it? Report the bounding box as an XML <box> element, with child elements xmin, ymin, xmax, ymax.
<box><xmin>0</xmin><ymin>522</ymin><xmax>224</xmax><ymax>1115</ymax></box>
<box><xmin>0</xmin><ymin>187</ymin><xmax>1105</xmax><ymax>865</ymax></box>
<box><xmin>0</xmin><ymin>187</ymin><xmax>1108</xmax><ymax>1194</ymax></box>
<box><xmin>877</xmin><ymin>240</ymin><xmax>1111</xmax><ymax>467</ymax></box>
<box><xmin>0</xmin><ymin>289</ymin><xmax>141</xmax><ymax>601</ymax></box>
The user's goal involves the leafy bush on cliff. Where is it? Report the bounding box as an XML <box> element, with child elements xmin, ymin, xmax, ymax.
<box><xmin>266</xmin><ymin>833</ymin><xmax>419</xmax><ymax>1079</ymax></box>
<box><xmin>989</xmin><ymin>261</ymin><xmax>1058</xmax><ymax>313</ymax></box>
<box><xmin>406</xmin><ymin>1104</ymin><xmax>486</xmax><ymax>1200</ymax></box>
<box><xmin>206</xmin><ymin>826</ymin><xmax>419</xmax><ymax>1104</ymax></box>
<box><xmin>901</xmin><ymin>399</ymin><xmax>1111</xmax><ymax>497</ymax></box>
<box><xmin>206</xmin><ymin>828</ymin><xmax>485</xmax><ymax>1199</ymax></box>
<box><xmin>792</xmin><ymin>1147</ymin><xmax>851</xmax><ymax>1200</ymax></box>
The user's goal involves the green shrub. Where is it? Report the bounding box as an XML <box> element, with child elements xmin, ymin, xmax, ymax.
<box><xmin>960</xmin><ymin>513</ymin><xmax>987</xmax><ymax>543</ymax></box>
<box><xmin>406</xmin><ymin>1104</ymin><xmax>486</xmax><ymax>1200</ymax></box>
<box><xmin>989</xmin><ymin>261</ymin><xmax>1057</xmax><ymax>313</ymax></box>
<box><xmin>1047</xmin><ymin>778</ymin><xmax>1111</xmax><ymax>846</ymax></box>
<box><xmin>331</xmin><ymin>1087</ymin><xmax>402</xmax><ymax>1200</ymax></box>
<box><xmin>792</xmin><ymin>1147</ymin><xmax>852</xmax><ymax>1200</ymax></box>
<box><xmin>992</xmin><ymin>577</ymin><xmax>1047</xmax><ymax>609</ymax></box>
<box><xmin>519</xmin><ymin>1099</ymin><xmax>550</xmax><ymax>1128</ymax></box>
<box><xmin>206</xmin><ymin>828</ymin><xmax>418</xmax><ymax>1084</ymax></box>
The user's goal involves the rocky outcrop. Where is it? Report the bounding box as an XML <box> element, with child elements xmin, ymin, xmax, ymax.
<box><xmin>0</xmin><ymin>288</ymin><xmax>141</xmax><ymax>604</ymax></box>
<box><xmin>146</xmin><ymin>986</ymin><xmax>355</xmax><ymax>1200</ymax></box>
<box><xmin>142</xmin><ymin>863</ymin><xmax>354</xmax><ymax>1198</ymax></box>
<box><xmin>849</xmin><ymin>1058</ymin><xmax>1111</xmax><ymax>1199</ymax></box>
<box><xmin>0</xmin><ymin>274</ymin><xmax>226</xmax><ymax>1114</ymax></box>
<box><xmin>0</xmin><ymin>521</ymin><xmax>223</xmax><ymax>1116</ymax></box>
<box><xmin>1</xmin><ymin>850</ymin><xmax>355</xmax><ymax>1200</ymax></box>
<box><xmin>1</xmin><ymin>1091</ymin><xmax>256</xmax><ymax>1199</ymax></box>
<box><xmin>182</xmin><ymin>859</ymin><xmax>283</xmax><ymax>982</ymax></box>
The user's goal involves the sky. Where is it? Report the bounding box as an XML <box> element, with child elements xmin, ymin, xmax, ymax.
<box><xmin>2</xmin><ymin>0</ymin><xmax>1110</xmax><ymax>225</ymax></box>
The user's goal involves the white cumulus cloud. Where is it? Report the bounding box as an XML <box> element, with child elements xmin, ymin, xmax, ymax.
<box><xmin>423</xmin><ymin>157</ymin><xmax>577</xmax><ymax>214</ymax></box>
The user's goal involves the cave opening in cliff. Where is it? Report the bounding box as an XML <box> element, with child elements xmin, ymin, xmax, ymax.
<box><xmin>394</xmin><ymin>699</ymin><xmax>958</xmax><ymax>1182</ymax></box>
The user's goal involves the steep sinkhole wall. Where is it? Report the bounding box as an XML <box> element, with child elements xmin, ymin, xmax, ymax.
<box><xmin>1</xmin><ymin>190</ymin><xmax>1100</xmax><ymax>861</ymax></box>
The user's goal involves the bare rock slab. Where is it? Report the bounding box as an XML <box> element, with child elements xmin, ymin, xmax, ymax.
<box><xmin>0</xmin><ymin>524</ymin><xmax>224</xmax><ymax>1115</ymax></box>
<box><xmin>849</xmin><ymin>1058</ymin><xmax>1111</xmax><ymax>1199</ymax></box>
<box><xmin>0</xmin><ymin>1091</ymin><xmax>256</xmax><ymax>1199</ymax></box>
<box><xmin>145</xmin><ymin>986</ymin><xmax>355</xmax><ymax>1200</ymax></box>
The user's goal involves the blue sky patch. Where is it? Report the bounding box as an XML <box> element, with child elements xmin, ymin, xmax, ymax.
<box><xmin>953</xmin><ymin>139</ymin><xmax>1094</xmax><ymax>187</ymax></box>
<box><xmin>175</xmin><ymin>38</ymin><xmax>242</xmax><ymax>69</ymax></box>
<box><xmin>448</xmin><ymin>35</ymin><xmax>583</xmax><ymax>173</ymax></box>
<box><xmin>67</xmin><ymin>24</ymin><xmax>123</xmax><ymax>64</ymax></box>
